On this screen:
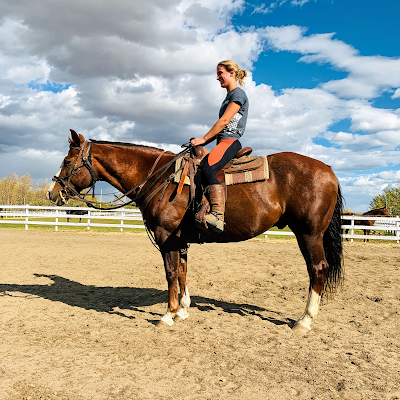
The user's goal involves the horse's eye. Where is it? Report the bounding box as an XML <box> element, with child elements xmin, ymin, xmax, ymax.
<box><xmin>63</xmin><ymin>160</ymin><xmax>72</xmax><ymax>166</ymax></box>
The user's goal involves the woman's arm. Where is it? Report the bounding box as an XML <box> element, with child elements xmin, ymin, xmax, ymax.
<box><xmin>191</xmin><ymin>102</ymin><xmax>241</xmax><ymax>147</ymax></box>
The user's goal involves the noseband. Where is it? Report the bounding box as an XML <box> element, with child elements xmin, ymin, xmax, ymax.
<box><xmin>52</xmin><ymin>140</ymin><xmax>98</xmax><ymax>202</ymax></box>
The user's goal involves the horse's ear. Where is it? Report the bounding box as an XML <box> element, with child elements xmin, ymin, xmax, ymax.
<box><xmin>69</xmin><ymin>129</ymin><xmax>84</xmax><ymax>146</ymax></box>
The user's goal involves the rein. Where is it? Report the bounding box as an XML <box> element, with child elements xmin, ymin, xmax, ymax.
<box><xmin>53</xmin><ymin>141</ymin><xmax>191</xmax><ymax>211</ymax></box>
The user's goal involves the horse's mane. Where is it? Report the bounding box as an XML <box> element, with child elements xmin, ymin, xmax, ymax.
<box><xmin>89</xmin><ymin>139</ymin><xmax>175</xmax><ymax>154</ymax></box>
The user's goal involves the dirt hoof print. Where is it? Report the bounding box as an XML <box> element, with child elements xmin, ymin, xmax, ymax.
<box><xmin>156</xmin><ymin>321</ymin><xmax>172</xmax><ymax>329</ymax></box>
<box><xmin>292</xmin><ymin>324</ymin><xmax>311</xmax><ymax>334</ymax></box>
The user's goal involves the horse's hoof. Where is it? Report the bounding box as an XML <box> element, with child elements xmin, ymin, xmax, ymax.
<box><xmin>156</xmin><ymin>321</ymin><xmax>171</xmax><ymax>329</ymax></box>
<box><xmin>174</xmin><ymin>315</ymin><xmax>184</xmax><ymax>323</ymax></box>
<box><xmin>292</xmin><ymin>323</ymin><xmax>311</xmax><ymax>334</ymax></box>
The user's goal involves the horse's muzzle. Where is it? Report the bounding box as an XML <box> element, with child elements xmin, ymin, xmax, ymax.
<box><xmin>46</xmin><ymin>190</ymin><xmax>68</xmax><ymax>206</ymax></box>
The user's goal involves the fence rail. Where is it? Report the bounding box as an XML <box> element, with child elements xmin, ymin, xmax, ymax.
<box><xmin>0</xmin><ymin>205</ymin><xmax>144</xmax><ymax>232</ymax></box>
<box><xmin>1</xmin><ymin>205</ymin><xmax>399</xmax><ymax>242</ymax></box>
<box><xmin>341</xmin><ymin>215</ymin><xmax>400</xmax><ymax>243</ymax></box>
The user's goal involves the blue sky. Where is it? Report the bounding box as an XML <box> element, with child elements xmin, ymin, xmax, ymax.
<box><xmin>240</xmin><ymin>0</ymin><xmax>400</xmax><ymax>211</ymax></box>
<box><xmin>241</xmin><ymin>0</ymin><xmax>400</xmax><ymax>99</ymax></box>
<box><xmin>0</xmin><ymin>0</ymin><xmax>399</xmax><ymax>212</ymax></box>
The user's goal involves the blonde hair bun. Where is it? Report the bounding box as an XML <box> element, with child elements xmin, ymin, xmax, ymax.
<box><xmin>218</xmin><ymin>60</ymin><xmax>248</xmax><ymax>87</ymax></box>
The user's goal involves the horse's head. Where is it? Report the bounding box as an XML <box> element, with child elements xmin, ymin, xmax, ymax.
<box><xmin>379</xmin><ymin>207</ymin><xmax>393</xmax><ymax>216</ymax></box>
<box><xmin>47</xmin><ymin>129</ymin><xmax>96</xmax><ymax>205</ymax></box>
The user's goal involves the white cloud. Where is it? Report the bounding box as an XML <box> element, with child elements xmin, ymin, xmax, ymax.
<box><xmin>0</xmin><ymin>148</ymin><xmax>65</xmax><ymax>182</ymax></box>
<box><xmin>291</xmin><ymin>0</ymin><xmax>312</xmax><ymax>5</ymax></box>
<box><xmin>251</xmin><ymin>0</ymin><xmax>313</xmax><ymax>15</ymax></box>
<box><xmin>5</xmin><ymin>59</ymin><xmax>50</xmax><ymax>84</ymax></box>
<box><xmin>392</xmin><ymin>88</ymin><xmax>400</xmax><ymax>99</ymax></box>
<box><xmin>0</xmin><ymin>94</ymin><xmax>11</xmax><ymax>109</ymax></box>
<box><xmin>346</xmin><ymin>102</ymin><xmax>400</xmax><ymax>132</ymax></box>
<box><xmin>244</xmin><ymin>85</ymin><xmax>348</xmax><ymax>155</ymax></box>
<box><xmin>262</xmin><ymin>25</ymin><xmax>400</xmax><ymax>99</ymax></box>
<box><xmin>183</xmin><ymin>0</ymin><xmax>244</xmax><ymax>30</ymax></box>
<box><xmin>325</xmin><ymin>130</ymin><xmax>400</xmax><ymax>151</ymax></box>
<box><xmin>339</xmin><ymin>170</ymin><xmax>400</xmax><ymax>212</ymax></box>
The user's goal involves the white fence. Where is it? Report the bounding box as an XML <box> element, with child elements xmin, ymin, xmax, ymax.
<box><xmin>0</xmin><ymin>205</ymin><xmax>144</xmax><ymax>232</ymax></box>
<box><xmin>341</xmin><ymin>215</ymin><xmax>400</xmax><ymax>243</ymax></box>
<box><xmin>0</xmin><ymin>205</ymin><xmax>399</xmax><ymax>242</ymax></box>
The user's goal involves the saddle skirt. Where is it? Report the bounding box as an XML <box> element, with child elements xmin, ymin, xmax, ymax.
<box><xmin>174</xmin><ymin>153</ymin><xmax>269</xmax><ymax>187</ymax></box>
<box><xmin>225</xmin><ymin>155</ymin><xmax>269</xmax><ymax>185</ymax></box>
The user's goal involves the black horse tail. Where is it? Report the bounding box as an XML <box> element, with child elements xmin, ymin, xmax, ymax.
<box><xmin>322</xmin><ymin>183</ymin><xmax>344</xmax><ymax>299</ymax></box>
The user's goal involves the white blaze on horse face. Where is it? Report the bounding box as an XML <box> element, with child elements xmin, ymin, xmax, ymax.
<box><xmin>47</xmin><ymin>165</ymin><xmax>63</xmax><ymax>194</ymax></box>
<box><xmin>176</xmin><ymin>287</ymin><xmax>190</xmax><ymax>320</ymax></box>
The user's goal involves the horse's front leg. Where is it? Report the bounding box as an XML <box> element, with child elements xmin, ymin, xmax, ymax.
<box><xmin>158</xmin><ymin>249</ymin><xmax>180</xmax><ymax>327</ymax></box>
<box><xmin>175</xmin><ymin>248</ymin><xmax>191</xmax><ymax>322</ymax></box>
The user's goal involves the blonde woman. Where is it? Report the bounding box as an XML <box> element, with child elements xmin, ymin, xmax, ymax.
<box><xmin>191</xmin><ymin>60</ymin><xmax>249</xmax><ymax>233</ymax></box>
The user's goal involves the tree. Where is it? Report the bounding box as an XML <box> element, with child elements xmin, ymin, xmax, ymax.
<box><xmin>0</xmin><ymin>173</ymin><xmax>98</xmax><ymax>207</ymax></box>
<box><xmin>0</xmin><ymin>173</ymin><xmax>21</xmax><ymax>205</ymax></box>
<box><xmin>369</xmin><ymin>185</ymin><xmax>400</xmax><ymax>216</ymax></box>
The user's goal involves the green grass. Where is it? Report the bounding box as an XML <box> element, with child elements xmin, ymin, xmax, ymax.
<box><xmin>0</xmin><ymin>216</ymin><xmax>145</xmax><ymax>233</ymax></box>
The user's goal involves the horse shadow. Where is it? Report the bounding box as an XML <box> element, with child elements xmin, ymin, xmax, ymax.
<box><xmin>0</xmin><ymin>274</ymin><xmax>295</xmax><ymax>328</ymax></box>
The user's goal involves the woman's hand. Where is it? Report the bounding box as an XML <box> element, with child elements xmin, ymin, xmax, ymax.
<box><xmin>190</xmin><ymin>137</ymin><xmax>206</xmax><ymax>147</ymax></box>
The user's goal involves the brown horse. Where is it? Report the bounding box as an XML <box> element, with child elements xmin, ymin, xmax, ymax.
<box><xmin>342</xmin><ymin>207</ymin><xmax>393</xmax><ymax>240</ymax></box>
<box><xmin>66</xmin><ymin>209</ymin><xmax>88</xmax><ymax>223</ymax></box>
<box><xmin>47</xmin><ymin>130</ymin><xmax>344</xmax><ymax>333</ymax></box>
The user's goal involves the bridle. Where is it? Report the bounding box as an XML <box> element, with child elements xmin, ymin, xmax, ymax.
<box><xmin>52</xmin><ymin>140</ymin><xmax>98</xmax><ymax>204</ymax></box>
<box><xmin>52</xmin><ymin>140</ymin><xmax>191</xmax><ymax>210</ymax></box>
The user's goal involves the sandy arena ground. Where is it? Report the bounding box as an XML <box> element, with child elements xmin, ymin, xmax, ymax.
<box><xmin>1</xmin><ymin>229</ymin><xmax>399</xmax><ymax>400</ymax></box>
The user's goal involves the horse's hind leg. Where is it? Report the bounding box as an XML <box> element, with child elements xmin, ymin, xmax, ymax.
<box><xmin>293</xmin><ymin>233</ymin><xmax>329</xmax><ymax>333</ymax></box>
<box><xmin>175</xmin><ymin>248</ymin><xmax>191</xmax><ymax>322</ymax></box>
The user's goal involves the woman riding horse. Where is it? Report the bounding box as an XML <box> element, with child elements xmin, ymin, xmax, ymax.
<box><xmin>191</xmin><ymin>60</ymin><xmax>249</xmax><ymax>233</ymax></box>
<box><xmin>47</xmin><ymin>130</ymin><xmax>344</xmax><ymax>332</ymax></box>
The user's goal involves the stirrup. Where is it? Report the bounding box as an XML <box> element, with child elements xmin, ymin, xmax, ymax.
<box><xmin>205</xmin><ymin>211</ymin><xmax>225</xmax><ymax>233</ymax></box>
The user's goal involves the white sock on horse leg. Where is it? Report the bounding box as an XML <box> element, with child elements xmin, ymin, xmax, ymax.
<box><xmin>176</xmin><ymin>287</ymin><xmax>190</xmax><ymax>320</ymax></box>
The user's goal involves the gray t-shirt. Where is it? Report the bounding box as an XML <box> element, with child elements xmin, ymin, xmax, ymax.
<box><xmin>217</xmin><ymin>87</ymin><xmax>249</xmax><ymax>141</ymax></box>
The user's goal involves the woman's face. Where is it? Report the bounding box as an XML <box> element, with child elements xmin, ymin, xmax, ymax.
<box><xmin>216</xmin><ymin>65</ymin><xmax>235</xmax><ymax>88</ymax></box>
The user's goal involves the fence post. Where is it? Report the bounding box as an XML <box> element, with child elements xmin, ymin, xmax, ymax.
<box><xmin>121</xmin><ymin>211</ymin><xmax>124</xmax><ymax>232</ymax></box>
<box><xmin>397</xmin><ymin>218</ymin><xmax>400</xmax><ymax>244</ymax></box>
<box><xmin>25</xmin><ymin>206</ymin><xmax>29</xmax><ymax>231</ymax></box>
<box><xmin>55</xmin><ymin>208</ymin><xmax>59</xmax><ymax>231</ymax></box>
<box><xmin>350</xmin><ymin>217</ymin><xmax>354</xmax><ymax>242</ymax></box>
<box><xmin>87</xmin><ymin>210</ymin><xmax>91</xmax><ymax>230</ymax></box>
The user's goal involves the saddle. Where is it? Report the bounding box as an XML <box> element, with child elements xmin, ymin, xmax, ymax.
<box><xmin>190</xmin><ymin>145</ymin><xmax>256</xmax><ymax>170</ymax></box>
<box><xmin>173</xmin><ymin>146</ymin><xmax>269</xmax><ymax>231</ymax></box>
<box><xmin>175</xmin><ymin>146</ymin><xmax>268</xmax><ymax>190</ymax></box>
